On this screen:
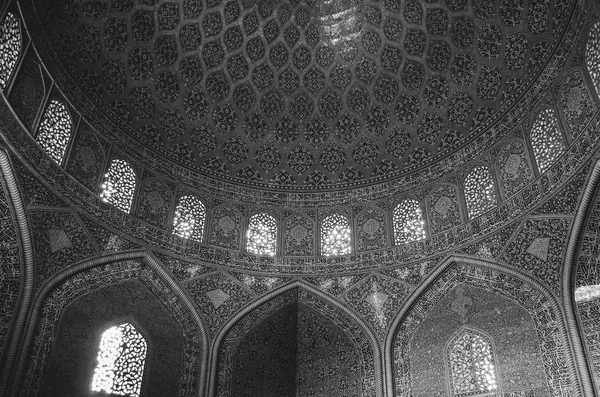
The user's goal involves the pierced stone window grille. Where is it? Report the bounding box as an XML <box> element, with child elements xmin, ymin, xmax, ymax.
<box><xmin>173</xmin><ymin>195</ymin><xmax>206</xmax><ymax>241</ymax></box>
<box><xmin>530</xmin><ymin>109</ymin><xmax>564</xmax><ymax>174</ymax></box>
<box><xmin>321</xmin><ymin>213</ymin><xmax>351</xmax><ymax>256</ymax></box>
<box><xmin>447</xmin><ymin>328</ymin><xmax>499</xmax><ymax>397</ymax></box>
<box><xmin>464</xmin><ymin>166</ymin><xmax>496</xmax><ymax>219</ymax></box>
<box><xmin>36</xmin><ymin>100</ymin><xmax>73</xmax><ymax>164</ymax></box>
<box><xmin>246</xmin><ymin>212</ymin><xmax>278</xmax><ymax>255</ymax></box>
<box><xmin>393</xmin><ymin>199</ymin><xmax>426</xmax><ymax>245</ymax></box>
<box><xmin>100</xmin><ymin>159</ymin><xmax>136</xmax><ymax>213</ymax></box>
<box><xmin>0</xmin><ymin>12</ymin><xmax>21</xmax><ymax>89</ymax></box>
<box><xmin>91</xmin><ymin>322</ymin><xmax>147</xmax><ymax>397</ymax></box>
<box><xmin>587</xmin><ymin>21</ymin><xmax>600</xmax><ymax>97</ymax></box>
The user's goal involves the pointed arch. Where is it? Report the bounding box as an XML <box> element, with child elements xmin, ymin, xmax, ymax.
<box><xmin>209</xmin><ymin>280</ymin><xmax>383</xmax><ymax>397</ymax></box>
<box><xmin>8</xmin><ymin>250</ymin><xmax>209</xmax><ymax>397</ymax></box>
<box><xmin>384</xmin><ymin>255</ymin><xmax>581</xmax><ymax>397</ymax></box>
<box><xmin>100</xmin><ymin>158</ymin><xmax>137</xmax><ymax>213</ymax></box>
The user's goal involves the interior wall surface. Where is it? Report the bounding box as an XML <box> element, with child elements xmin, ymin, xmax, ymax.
<box><xmin>39</xmin><ymin>280</ymin><xmax>185</xmax><ymax>397</ymax></box>
<box><xmin>410</xmin><ymin>284</ymin><xmax>548</xmax><ymax>397</ymax></box>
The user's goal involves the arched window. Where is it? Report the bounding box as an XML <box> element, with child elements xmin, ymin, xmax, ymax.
<box><xmin>91</xmin><ymin>322</ymin><xmax>147</xmax><ymax>397</ymax></box>
<box><xmin>464</xmin><ymin>165</ymin><xmax>497</xmax><ymax>218</ymax></box>
<box><xmin>101</xmin><ymin>159</ymin><xmax>136</xmax><ymax>213</ymax></box>
<box><xmin>321</xmin><ymin>213</ymin><xmax>351</xmax><ymax>256</ymax></box>
<box><xmin>393</xmin><ymin>199</ymin><xmax>426</xmax><ymax>244</ymax></box>
<box><xmin>0</xmin><ymin>12</ymin><xmax>21</xmax><ymax>89</ymax></box>
<box><xmin>447</xmin><ymin>328</ymin><xmax>499</xmax><ymax>397</ymax></box>
<box><xmin>36</xmin><ymin>100</ymin><xmax>73</xmax><ymax>164</ymax></box>
<box><xmin>530</xmin><ymin>109</ymin><xmax>564</xmax><ymax>173</ymax></box>
<box><xmin>246</xmin><ymin>212</ymin><xmax>278</xmax><ymax>255</ymax></box>
<box><xmin>586</xmin><ymin>21</ymin><xmax>600</xmax><ymax>96</ymax></box>
<box><xmin>173</xmin><ymin>195</ymin><xmax>206</xmax><ymax>241</ymax></box>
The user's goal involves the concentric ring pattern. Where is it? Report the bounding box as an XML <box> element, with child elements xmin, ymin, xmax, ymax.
<box><xmin>37</xmin><ymin>0</ymin><xmax>567</xmax><ymax>189</ymax></box>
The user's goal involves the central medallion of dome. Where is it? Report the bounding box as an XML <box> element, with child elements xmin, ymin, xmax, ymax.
<box><xmin>38</xmin><ymin>0</ymin><xmax>564</xmax><ymax>190</ymax></box>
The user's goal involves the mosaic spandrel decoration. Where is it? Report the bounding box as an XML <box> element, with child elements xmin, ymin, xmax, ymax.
<box><xmin>183</xmin><ymin>272</ymin><xmax>253</xmax><ymax>337</ymax></box>
<box><xmin>356</xmin><ymin>207</ymin><xmax>387</xmax><ymax>252</ymax></box>
<box><xmin>321</xmin><ymin>213</ymin><xmax>352</xmax><ymax>256</ymax></box>
<box><xmin>393</xmin><ymin>199</ymin><xmax>426</xmax><ymax>245</ymax></box>
<box><xmin>246</xmin><ymin>212</ymin><xmax>278</xmax><ymax>256</ymax></box>
<box><xmin>229</xmin><ymin>272</ymin><xmax>290</xmax><ymax>295</ymax></box>
<box><xmin>91</xmin><ymin>323</ymin><xmax>147</xmax><ymax>397</ymax></box>
<box><xmin>210</xmin><ymin>205</ymin><xmax>242</xmax><ymax>250</ymax></box>
<box><xmin>0</xmin><ymin>12</ymin><xmax>21</xmax><ymax>89</ymax></box>
<box><xmin>530</xmin><ymin>109</ymin><xmax>564</xmax><ymax>174</ymax></box>
<box><xmin>30</xmin><ymin>210</ymin><xmax>96</xmax><ymax>286</ymax></box>
<box><xmin>100</xmin><ymin>159</ymin><xmax>136</xmax><ymax>213</ymax></box>
<box><xmin>173</xmin><ymin>196</ymin><xmax>207</xmax><ymax>242</ymax></box>
<box><xmin>344</xmin><ymin>275</ymin><xmax>412</xmax><ymax>339</ymax></box>
<box><xmin>464</xmin><ymin>165</ymin><xmax>497</xmax><ymax>219</ymax></box>
<box><xmin>502</xmin><ymin>218</ymin><xmax>570</xmax><ymax>293</ymax></box>
<box><xmin>586</xmin><ymin>21</ymin><xmax>600</xmax><ymax>97</ymax></box>
<box><xmin>36</xmin><ymin>100</ymin><xmax>73</xmax><ymax>165</ymax></box>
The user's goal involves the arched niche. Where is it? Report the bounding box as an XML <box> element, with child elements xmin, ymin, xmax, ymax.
<box><xmin>40</xmin><ymin>280</ymin><xmax>184</xmax><ymax>397</ymax></box>
<box><xmin>215</xmin><ymin>286</ymin><xmax>378</xmax><ymax>397</ymax></box>
<box><xmin>16</xmin><ymin>255</ymin><xmax>207</xmax><ymax>397</ymax></box>
<box><xmin>391</xmin><ymin>261</ymin><xmax>575</xmax><ymax>397</ymax></box>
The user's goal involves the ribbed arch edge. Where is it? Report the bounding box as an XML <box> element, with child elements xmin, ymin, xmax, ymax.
<box><xmin>6</xmin><ymin>249</ymin><xmax>210</xmax><ymax>397</ymax></box>
<box><xmin>562</xmin><ymin>159</ymin><xmax>600</xmax><ymax>397</ymax></box>
<box><xmin>207</xmin><ymin>279</ymin><xmax>384</xmax><ymax>397</ymax></box>
<box><xmin>382</xmin><ymin>254</ymin><xmax>584</xmax><ymax>397</ymax></box>
<box><xmin>0</xmin><ymin>149</ymin><xmax>36</xmax><ymax>397</ymax></box>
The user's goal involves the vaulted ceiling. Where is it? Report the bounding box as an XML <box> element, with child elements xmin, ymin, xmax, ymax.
<box><xmin>32</xmin><ymin>0</ymin><xmax>569</xmax><ymax>191</ymax></box>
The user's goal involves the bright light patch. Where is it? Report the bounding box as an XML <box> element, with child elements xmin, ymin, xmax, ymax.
<box><xmin>448</xmin><ymin>329</ymin><xmax>498</xmax><ymax>396</ymax></box>
<box><xmin>321</xmin><ymin>213</ymin><xmax>351</xmax><ymax>256</ymax></box>
<box><xmin>100</xmin><ymin>159</ymin><xmax>136</xmax><ymax>213</ymax></box>
<box><xmin>91</xmin><ymin>323</ymin><xmax>147</xmax><ymax>397</ymax></box>
<box><xmin>393</xmin><ymin>199</ymin><xmax>426</xmax><ymax>245</ymax></box>
<box><xmin>36</xmin><ymin>100</ymin><xmax>72</xmax><ymax>165</ymax></box>
<box><xmin>575</xmin><ymin>285</ymin><xmax>600</xmax><ymax>302</ymax></box>
<box><xmin>247</xmin><ymin>213</ymin><xmax>278</xmax><ymax>256</ymax></box>
<box><xmin>173</xmin><ymin>195</ymin><xmax>206</xmax><ymax>241</ymax></box>
<box><xmin>531</xmin><ymin>108</ymin><xmax>564</xmax><ymax>174</ymax></box>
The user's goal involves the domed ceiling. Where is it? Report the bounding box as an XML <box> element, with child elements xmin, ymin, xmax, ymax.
<box><xmin>36</xmin><ymin>0</ymin><xmax>568</xmax><ymax>190</ymax></box>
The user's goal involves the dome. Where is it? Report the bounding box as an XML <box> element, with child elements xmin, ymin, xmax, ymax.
<box><xmin>1</xmin><ymin>0</ymin><xmax>600</xmax><ymax>396</ymax></box>
<box><xmin>28</xmin><ymin>0</ymin><xmax>571</xmax><ymax>193</ymax></box>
